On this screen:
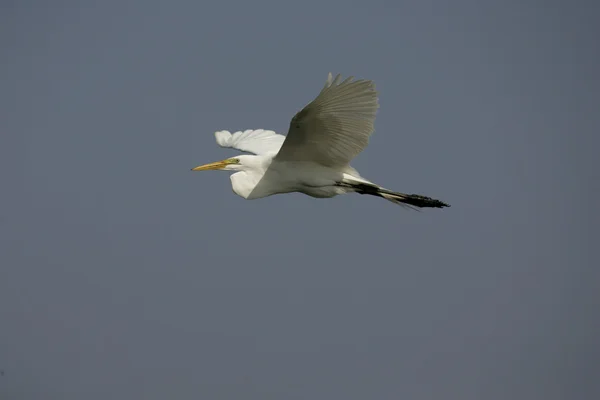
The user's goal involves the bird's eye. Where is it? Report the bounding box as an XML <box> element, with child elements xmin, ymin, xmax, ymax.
<box><xmin>228</xmin><ymin>158</ymin><xmax>239</xmax><ymax>164</ymax></box>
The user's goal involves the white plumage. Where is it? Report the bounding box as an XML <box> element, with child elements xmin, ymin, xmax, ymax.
<box><xmin>215</xmin><ymin>129</ymin><xmax>285</xmax><ymax>156</ymax></box>
<box><xmin>192</xmin><ymin>73</ymin><xmax>449</xmax><ymax>209</ymax></box>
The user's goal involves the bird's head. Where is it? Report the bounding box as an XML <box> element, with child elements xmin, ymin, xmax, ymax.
<box><xmin>191</xmin><ymin>157</ymin><xmax>241</xmax><ymax>172</ymax></box>
<box><xmin>191</xmin><ymin>155</ymin><xmax>260</xmax><ymax>172</ymax></box>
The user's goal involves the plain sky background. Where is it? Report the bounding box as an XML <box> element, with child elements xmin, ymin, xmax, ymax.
<box><xmin>1</xmin><ymin>0</ymin><xmax>599</xmax><ymax>399</ymax></box>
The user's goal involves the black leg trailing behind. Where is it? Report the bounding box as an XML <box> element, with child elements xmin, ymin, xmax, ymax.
<box><xmin>339</xmin><ymin>181</ymin><xmax>450</xmax><ymax>209</ymax></box>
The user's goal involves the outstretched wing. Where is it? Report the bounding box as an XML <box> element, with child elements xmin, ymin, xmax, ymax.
<box><xmin>215</xmin><ymin>129</ymin><xmax>286</xmax><ymax>155</ymax></box>
<box><xmin>275</xmin><ymin>73</ymin><xmax>379</xmax><ymax>167</ymax></box>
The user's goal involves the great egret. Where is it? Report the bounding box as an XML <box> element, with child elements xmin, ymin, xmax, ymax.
<box><xmin>192</xmin><ymin>73</ymin><xmax>449</xmax><ymax>209</ymax></box>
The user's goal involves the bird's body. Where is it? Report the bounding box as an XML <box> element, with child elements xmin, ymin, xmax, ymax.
<box><xmin>192</xmin><ymin>73</ymin><xmax>449</xmax><ymax>209</ymax></box>
<box><xmin>230</xmin><ymin>158</ymin><xmax>346</xmax><ymax>200</ymax></box>
<box><xmin>224</xmin><ymin>153</ymin><xmax>360</xmax><ymax>199</ymax></box>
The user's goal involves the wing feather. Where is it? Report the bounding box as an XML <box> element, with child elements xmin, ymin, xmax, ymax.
<box><xmin>275</xmin><ymin>73</ymin><xmax>379</xmax><ymax>167</ymax></box>
<box><xmin>214</xmin><ymin>129</ymin><xmax>286</xmax><ymax>155</ymax></box>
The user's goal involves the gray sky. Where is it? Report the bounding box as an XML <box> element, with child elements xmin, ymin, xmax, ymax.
<box><xmin>1</xmin><ymin>1</ymin><xmax>599</xmax><ymax>399</ymax></box>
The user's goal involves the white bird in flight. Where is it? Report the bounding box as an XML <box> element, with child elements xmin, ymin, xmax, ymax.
<box><xmin>192</xmin><ymin>73</ymin><xmax>449</xmax><ymax>209</ymax></box>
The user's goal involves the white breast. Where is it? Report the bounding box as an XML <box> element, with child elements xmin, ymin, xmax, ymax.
<box><xmin>230</xmin><ymin>171</ymin><xmax>258</xmax><ymax>199</ymax></box>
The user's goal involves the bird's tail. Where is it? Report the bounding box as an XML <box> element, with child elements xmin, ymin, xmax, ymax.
<box><xmin>342</xmin><ymin>180</ymin><xmax>450</xmax><ymax>209</ymax></box>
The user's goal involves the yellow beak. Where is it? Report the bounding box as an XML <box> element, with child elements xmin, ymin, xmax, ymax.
<box><xmin>191</xmin><ymin>159</ymin><xmax>231</xmax><ymax>171</ymax></box>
